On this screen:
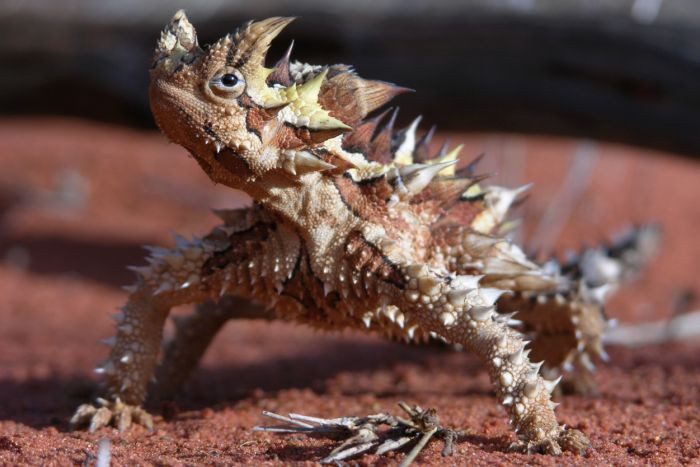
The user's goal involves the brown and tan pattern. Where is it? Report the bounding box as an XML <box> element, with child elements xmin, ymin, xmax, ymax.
<box><xmin>70</xmin><ymin>11</ymin><xmax>660</xmax><ymax>460</ymax></box>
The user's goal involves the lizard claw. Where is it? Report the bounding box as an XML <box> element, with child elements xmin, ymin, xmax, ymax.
<box><xmin>557</xmin><ymin>428</ymin><xmax>590</xmax><ymax>455</ymax></box>
<box><xmin>508</xmin><ymin>438</ymin><xmax>562</xmax><ymax>455</ymax></box>
<box><xmin>70</xmin><ymin>397</ymin><xmax>154</xmax><ymax>433</ymax></box>
<box><xmin>508</xmin><ymin>427</ymin><xmax>590</xmax><ymax>455</ymax></box>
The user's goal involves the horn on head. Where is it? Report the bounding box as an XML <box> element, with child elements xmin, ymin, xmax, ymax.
<box><xmin>155</xmin><ymin>10</ymin><xmax>200</xmax><ymax>63</ymax></box>
<box><xmin>220</xmin><ymin>17</ymin><xmax>298</xmax><ymax>108</ymax></box>
<box><xmin>228</xmin><ymin>17</ymin><xmax>296</xmax><ymax>78</ymax></box>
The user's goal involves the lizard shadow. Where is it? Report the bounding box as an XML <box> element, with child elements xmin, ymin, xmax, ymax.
<box><xmin>163</xmin><ymin>338</ymin><xmax>490</xmax><ymax>412</ymax></box>
<box><xmin>584</xmin><ymin>342</ymin><xmax>700</xmax><ymax>406</ymax></box>
<box><xmin>0</xmin><ymin>375</ymin><xmax>96</xmax><ymax>431</ymax></box>
<box><xmin>0</xmin><ymin>338</ymin><xmax>487</xmax><ymax>432</ymax></box>
<box><xmin>262</xmin><ymin>431</ymin><xmax>511</xmax><ymax>463</ymax></box>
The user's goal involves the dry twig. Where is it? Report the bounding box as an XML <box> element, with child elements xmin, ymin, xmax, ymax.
<box><xmin>254</xmin><ymin>402</ymin><xmax>460</xmax><ymax>465</ymax></box>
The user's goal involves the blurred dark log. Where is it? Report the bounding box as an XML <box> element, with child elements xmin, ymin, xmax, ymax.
<box><xmin>2</xmin><ymin>0</ymin><xmax>700</xmax><ymax>158</ymax></box>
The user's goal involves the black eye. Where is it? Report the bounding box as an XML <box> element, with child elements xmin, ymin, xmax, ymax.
<box><xmin>209</xmin><ymin>70</ymin><xmax>246</xmax><ymax>98</ymax></box>
<box><xmin>221</xmin><ymin>74</ymin><xmax>238</xmax><ymax>87</ymax></box>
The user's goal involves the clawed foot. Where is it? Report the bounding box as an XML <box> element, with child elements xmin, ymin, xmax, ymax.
<box><xmin>558</xmin><ymin>428</ymin><xmax>591</xmax><ymax>455</ymax></box>
<box><xmin>509</xmin><ymin>427</ymin><xmax>590</xmax><ymax>455</ymax></box>
<box><xmin>254</xmin><ymin>401</ymin><xmax>459</xmax><ymax>465</ymax></box>
<box><xmin>70</xmin><ymin>397</ymin><xmax>154</xmax><ymax>433</ymax></box>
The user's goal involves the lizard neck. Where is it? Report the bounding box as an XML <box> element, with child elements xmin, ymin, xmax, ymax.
<box><xmin>254</xmin><ymin>172</ymin><xmax>361</xmax><ymax>280</ymax></box>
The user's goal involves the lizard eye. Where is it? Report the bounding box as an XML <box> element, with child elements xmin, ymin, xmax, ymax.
<box><xmin>209</xmin><ymin>69</ymin><xmax>245</xmax><ymax>98</ymax></box>
<box><xmin>221</xmin><ymin>74</ymin><xmax>238</xmax><ymax>87</ymax></box>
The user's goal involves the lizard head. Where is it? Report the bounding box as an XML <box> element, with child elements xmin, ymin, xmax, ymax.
<box><xmin>149</xmin><ymin>10</ymin><xmax>293</xmax><ymax>190</ymax></box>
<box><xmin>150</xmin><ymin>10</ymin><xmax>405</xmax><ymax>195</ymax></box>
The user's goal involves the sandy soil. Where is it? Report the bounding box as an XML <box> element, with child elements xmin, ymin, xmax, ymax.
<box><xmin>0</xmin><ymin>118</ymin><xmax>698</xmax><ymax>465</ymax></box>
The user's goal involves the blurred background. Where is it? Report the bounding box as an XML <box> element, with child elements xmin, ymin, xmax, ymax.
<box><xmin>4</xmin><ymin>0</ymin><xmax>700</xmax><ymax>155</ymax></box>
<box><xmin>1</xmin><ymin>0</ymin><xmax>698</xmax><ymax>320</ymax></box>
<box><xmin>0</xmin><ymin>1</ymin><xmax>699</xmax><ymax>462</ymax></box>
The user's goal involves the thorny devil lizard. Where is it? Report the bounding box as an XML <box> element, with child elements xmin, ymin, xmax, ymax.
<box><xmin>71</xmin><ymin>11</ymin><xmax>661</xmax><ymax>459</ymax></box>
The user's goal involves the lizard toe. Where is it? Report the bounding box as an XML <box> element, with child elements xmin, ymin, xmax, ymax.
<box><xmin>509</xmin><ymin>427</ymin><xmax>590</xmax><ymax>456</ymax></box>
<box><xmin>90</xmin><ymin>407</ymin><xmax>113</xmax><ymax>432</ymax></box>
<box><xmin>558</xmin><ymin>428</ymin><xmax>590</xmax><ymax>455</ymax></box>
<box><xmin>69</xmin><ymin>403</ymin><xmax>97</xmax><ymax>429</ymax></box>
<box><xmin>70</xmin><ymin>398</ymin><xmax>154</xmax><ymax>433</ymax></box>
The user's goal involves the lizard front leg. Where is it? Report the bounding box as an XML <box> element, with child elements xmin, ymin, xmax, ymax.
<box><xmin>71</xmin><ymin>207</ymin><xmax>300</xmax><ymax>432</ymax></box>
<box><xmin>385</xmin><ymin>263</ymin><xmax>590</xmax><ymax>454</ymax></box>
<box><xmin>70</xmin><ymin>237</ymin><xmax>215</xmax><ymax>432</ymax></box>
<box><xmin>433</xmin><ymin>227</ymin><xmax>611</xmax><ymax>394</ymax></box>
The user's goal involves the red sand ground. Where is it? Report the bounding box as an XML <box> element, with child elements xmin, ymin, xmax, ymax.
<box><xmin>0</xmin><ymin>118</ymin><xmax>698</xmax><ymax>465</ymax></box>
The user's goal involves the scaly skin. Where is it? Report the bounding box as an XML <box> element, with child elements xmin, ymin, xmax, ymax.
<box><xmin>71</xmin><ymin>11</ymin><xmax>659</xmax><ymax>457</ymax></box>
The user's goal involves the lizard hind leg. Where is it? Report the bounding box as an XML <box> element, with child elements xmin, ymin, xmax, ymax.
<box><xmin>70</xmin><ymin>236</ymin><xmax>214</xmax><ymax>432</ymax></box>
<box><xmin>152</xmin><ymin>295</ymin><xmax>271</xmax><ymax>402</ymax></box>
<box><xmin>393</xmin><ymin>265</ymin><xmax>590</xmax><ymax>455</ymax></box>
